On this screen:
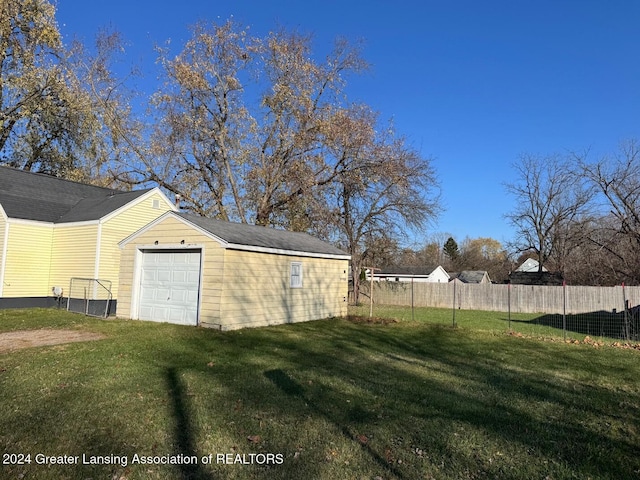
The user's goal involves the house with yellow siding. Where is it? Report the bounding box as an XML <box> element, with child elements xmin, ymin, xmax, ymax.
<box><xmin>118</xmin><ymin>212</ymin><xmax>350</xmax><ymax>330</ymax></box>
<box><xmin>1</xmin><ymin>166</ymin><xmax>350</xmax><ymax>329</ymax></box>
<box><xmin>0</xmin><ymin>166</ymin><xmax>176</xmax><ymax>310</ymax></box>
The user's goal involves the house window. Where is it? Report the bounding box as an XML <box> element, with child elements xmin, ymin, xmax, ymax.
<box><xmin>290</xmin><ymin>262</ymin><xmax>303</xmax><ymax>288</ymax></box>
<box><xmin>152</xmin><ymin>199</ymin><xmax>160</xmax><ymax>209</ymax></box>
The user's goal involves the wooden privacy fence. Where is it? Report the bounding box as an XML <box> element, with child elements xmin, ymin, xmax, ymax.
<box><xmin>356</xmin><ymin>281</ymin><xmax>640</xmax><ymax>315</ymax></box>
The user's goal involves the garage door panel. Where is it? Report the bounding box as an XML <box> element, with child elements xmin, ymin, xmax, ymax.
<box><xmin>171</xmin><ymin>270</ymin><xmax>188</xmax><ymax>283</ymax></box>
<box><xmin>186</xmin><ymin>270</ymin><xmax>200</xmax><ymax>283</ymax></box>
<box><xmin>186</xmin><ymin>290</ymin><xmax>199</xmax><ymax>302</ymax></box>
<box><xmin>157</xmin><ymin>269</ymin><xmax>172</xmax><ymax>282</ymax></box>
<box><xmin>153</xmin><ymin>287</ymin><xmax>170</xmax><ymax>301</ymax></box>
<box><xmin>170</xmin><ymin>288</ymin><xmax>187</xmax><ymax>303</ymax></box>
<box><xmin>138</xmin><ymin>249</ymin><xmax>201</xmax><ymax>325</ymax></box>
<box><xmin>139</xmin><ymin>305</ymin><xmax>153</xmax><ymax>319</ymax></box>
<box><xmin>142</xmin><ymin>269</ymin><xmax>157</xmax><ymax>282</ymax></box>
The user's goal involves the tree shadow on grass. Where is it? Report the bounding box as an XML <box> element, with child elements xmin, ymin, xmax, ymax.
<box><xmin>256</xmin><ymin>322</ymin><xmax>640</xmax><ymax>479</ymax></box>
<box><xmin>156</xmin><ymin>319</ymin><xmax>640</xmax><ymax>479</ymax></box>
<box><xmin>264</xmin><ymin>368</ymin><xmax>406</xmax><ymax>480</ymax></box>
<box><xmin>508</xmin><ymin>310</ymin><xmax>640</xmax><ymax>340</ymax></box>
<box><xmin>165</xmin><ymin>367</ymin><xmax>213</xmax><ymax>480</ymax></box>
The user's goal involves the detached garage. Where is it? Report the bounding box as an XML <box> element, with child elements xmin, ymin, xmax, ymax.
<box><xmin>117</xmin><ymin>211</ymin><xmax>350</xmax><ymax>330</ymax></box>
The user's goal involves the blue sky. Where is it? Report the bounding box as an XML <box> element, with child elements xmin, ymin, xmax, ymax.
<box><xmin>55</xmin><ymin>1</ymin><xmax>640</xmax><ymax>247</ymax></box>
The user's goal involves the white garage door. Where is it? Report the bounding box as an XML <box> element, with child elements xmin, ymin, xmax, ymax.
<box><xmin>138</xmin><ymin>249</ymin><xmax>201</xmax><ymax>325</ymax></box>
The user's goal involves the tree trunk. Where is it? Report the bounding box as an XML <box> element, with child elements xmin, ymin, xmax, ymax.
<box><xmin>350</xmin><ymin>258</ymin><xmax>363</xmax><ymax>305</ymax></box>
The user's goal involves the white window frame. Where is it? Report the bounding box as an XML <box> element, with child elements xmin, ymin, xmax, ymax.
<box><xmin>290</xmin><ymin>262</ymin><xmax>303</xmax><ymax>288</ymax></box>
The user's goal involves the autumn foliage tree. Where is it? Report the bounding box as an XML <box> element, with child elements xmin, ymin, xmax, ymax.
<box><xmin>326</xmin><ymin>108</ymin><xmax>440</xmax><ymax>303</ymax></box>
<box><xmin>2</xmin><ymin>10</ymin><xmax>442</xmax><ymax>297</ymax></box>
<box><xmin>0</xmin><ymin>0</ymin><xmax>141</xmax><ymax>185</ymax></box>
<box><xmin>0</xmin><ymin>0</ymin><xmax>78</xmax><ymax>173</ymax></box>
<box><xmin>121</xmin><ymin>21</ymin><xmax>371</xmax><ymax>227</ymax></box>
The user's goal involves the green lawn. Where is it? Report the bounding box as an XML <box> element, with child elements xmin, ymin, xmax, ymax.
<box><xmin>1</xmin><ymin>307</ymin><xmax>639</xmax><ymax>479</ymax></box>
<box><xmin>350</xmin><ymin>303</ymin><xmax>640</xmax><ymax>342</ymax></box>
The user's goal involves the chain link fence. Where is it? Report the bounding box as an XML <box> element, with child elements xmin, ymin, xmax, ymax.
<box><xmin>351</xmin><ymin>281</ymin><xmax>640</xmax><ymax>342</ymax></box>
<box><xmin>67</xmin><ymin>277</ymin><xmax>113</xmax><ymax>318</ymax></box>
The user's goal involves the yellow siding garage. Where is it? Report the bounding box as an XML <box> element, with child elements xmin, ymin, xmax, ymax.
<box><xmin>117</xmin><ymin>212</ymin><xmax>349</xmax><ymax>330</ymax></box>
<box><xmin>117</xmin><ymin>214</ymin><xmax>225</xmax><ymax>327</ymax></box>
<box><xmin>220</xmin><ymin>249</ymin><xmax>348</xmax><ymax>329</ymax></box>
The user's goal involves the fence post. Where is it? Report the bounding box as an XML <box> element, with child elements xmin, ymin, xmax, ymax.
<box><xmin>508</xmin><ymin>283</ymin><xmax>511</xmax><ymax>331</ymax></box>
<box><xmin>411</xmin><ymin>278</ymin><xmax>415</xmax><ymax>322</ymax></box>
<box><xmin>452</xmin><ymin>280</ymin><xmax>457</xmax><ymax>327</ymax></box>
<box><xmin>622</xmin><ymin>282</ymin><xmax>629</xmax><ymax>341</ymax></box>
<box><xmin>562</xmin><ymin>280</ymin><xmax>566</xmax><ymax>341</ymax></box>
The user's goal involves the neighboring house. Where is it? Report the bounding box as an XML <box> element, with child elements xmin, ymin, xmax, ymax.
<box><xmin>117</xmin><ymin>211</ymin><xmax>350</xmax><ymax>330</ymax></box>
<box><xmin>451</xmin><ymin>270</ymin><xmax>492</xmax><ymax>284</ymax></box>
<box><xmin>515</xmin><ymin>258</ymin><xmax>548</xmax><ymax>272</ymax></box>
<box><xmin>371</xmin><ymin>265</ymin><xmax>450</xmax><ymax>283</ymax></box>
<box><xmin>510</xmin><ymin>258</ymin><xmax>562</xmax><ymax>285</ymax></box>
<box><xmin>0</xmin><ymin>166</ymin><xmax>176</xmax><ymax>309</ymax></box>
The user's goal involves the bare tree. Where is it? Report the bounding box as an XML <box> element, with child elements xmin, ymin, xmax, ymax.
<box><xmin>504</xmin><ymin>154</ymin><xmax>592</xmax><ymax>274</ymax></box>
<box><xmin>327</xmin><ymin>110</ymin><xmax>441</xmax><ymax>303</ymax></box>
<box><xmin>580</xmin><ymin>140</ymin><xmax>640</xmax><ymax>283</ymax></box>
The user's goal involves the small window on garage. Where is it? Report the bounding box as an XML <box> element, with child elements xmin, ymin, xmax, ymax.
<box><xmin>290</xmin><ymin>262</ymin><xmax>303</xmax><ymax>288</ymax></box>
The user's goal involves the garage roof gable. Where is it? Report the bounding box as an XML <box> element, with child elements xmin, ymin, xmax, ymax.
<box><xmin>120</xmin><ymin>211</ymin><xmax>350</xmax><ymax>260</ymax></box>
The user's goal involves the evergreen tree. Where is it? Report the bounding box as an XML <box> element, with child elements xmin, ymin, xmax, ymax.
<box><xmin>443</xmin><ymin>237</ymin><xmax>460</xmax><ymax>264</ymax></box>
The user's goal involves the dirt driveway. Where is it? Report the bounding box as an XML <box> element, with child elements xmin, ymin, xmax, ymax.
<box><xmin>0</xmin><ymin>329</ymin><xmax>106</xmax><ymax>354</ymax></box>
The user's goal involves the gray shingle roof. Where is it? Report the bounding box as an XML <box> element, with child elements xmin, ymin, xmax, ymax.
<box><xmin>177</xmin><ymin>212</ymin><xmax>349</xmax><ymax>257</ymax></box>
<box><xmin>0</xmin><ymin>165</ymin><xmax>151</xmax><ymax>222</ymax></box>
<box><xmin>377</xmin><ymin>266</ymin><xmax>439</xmax><ymax>276</ymax></box>
<box><xmin>457</xmin><ymin>270</ymin><xmax>491</xmax><ymax>283</ymax></box>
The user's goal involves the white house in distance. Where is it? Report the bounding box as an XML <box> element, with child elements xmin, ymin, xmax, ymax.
<box><xmin>516</xmin><ymin>258</ymin><xmax>548</xmax><ymax>272</ymax></box>
<box><xmin>370</xmin><ymin>265</ymin><xmax>450</xmax><ymax>283</ymax></box>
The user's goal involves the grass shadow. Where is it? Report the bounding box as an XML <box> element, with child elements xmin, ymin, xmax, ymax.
<box><xmin>264</xmin><ymin>368</ymin><xmax>406</xmax><ymax>479</ymax></box>
<box><xmin>165</xmin><ymin>367</ymin><xmax>212</xmax><ymax>480</ymax></box>
<box><xmin>509</xmin><ymin>310</ymin><xmax>640</xmax><ymax>340</ymax></box>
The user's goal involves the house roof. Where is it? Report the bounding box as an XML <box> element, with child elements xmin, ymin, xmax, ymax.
<box><xmin>376</xmin><ymin>266</ymin><xmax>441</xmax><ymax>277</ymax></box>
<box><xmin>456</xmin><ymin>270</ymin><xmax>491</xmax><ymax>283</ymax></box>
<box><xmin>0</xmin><ymin>165</ymin><xmax>153</xmax><ymax>223</ymax></box>
<box><xmin>516</xmin><ymin>258</ymin><xmax>548</xmax><ymax>272</ymax></box>
<box><xmin>176</xmin><ymin>212</ymin><xmax>350</xmax><ymax>258</ymax></box>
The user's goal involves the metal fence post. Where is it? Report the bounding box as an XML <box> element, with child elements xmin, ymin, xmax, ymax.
<box><xmin>622</xmin><ymin>282</ymin><xmax>629</xmax><ymax>341</ymax></box>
